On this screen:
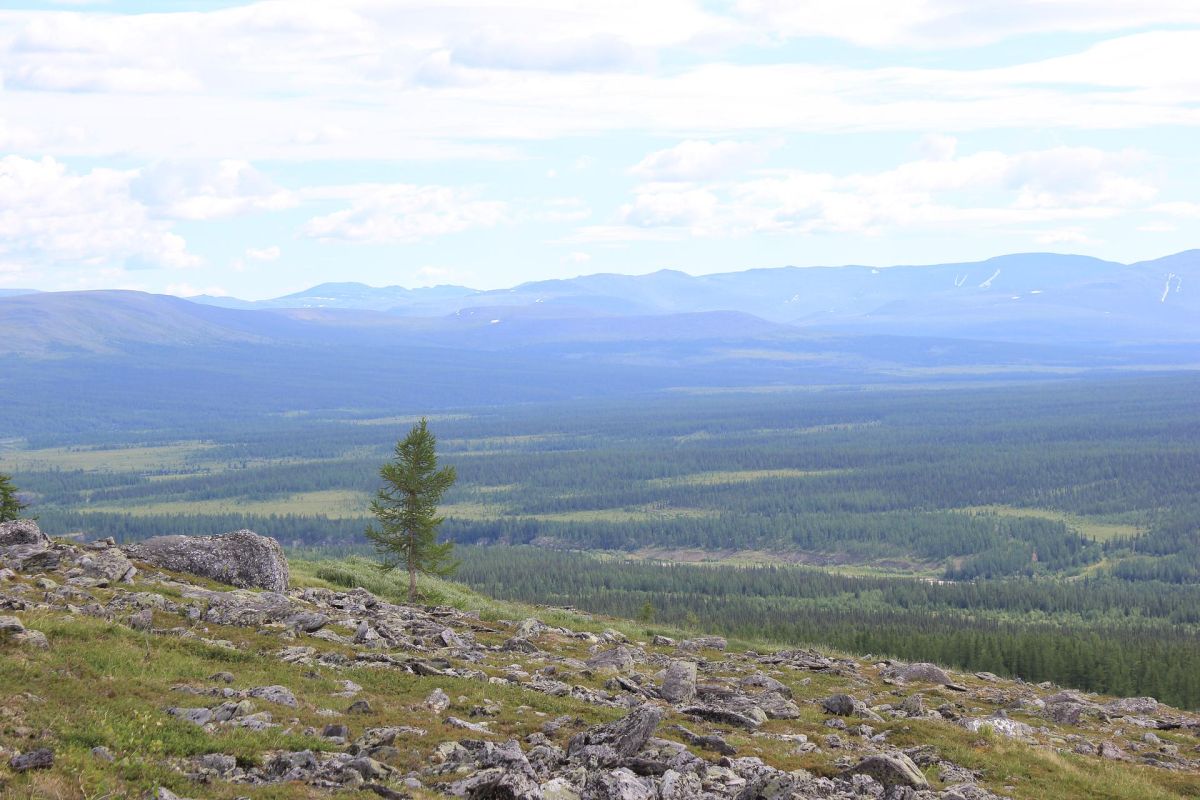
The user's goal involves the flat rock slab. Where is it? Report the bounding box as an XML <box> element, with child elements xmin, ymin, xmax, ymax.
<box><xmin>123</xmin><ymin>529</ymin><xmax>289</xmax><ymax>592</ymax></box>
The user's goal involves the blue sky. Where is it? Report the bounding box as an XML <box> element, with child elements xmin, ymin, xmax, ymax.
<box><xmin>1</xmin><ymin>1</ymin><xmax>1199</xmax><ymax>298</ymax></box>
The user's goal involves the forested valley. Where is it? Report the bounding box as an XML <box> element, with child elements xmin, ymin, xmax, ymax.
<box><xmin>5</xmin><ymin>373</ymin><xmax>1200</xmax><ymax>705</ymax></box>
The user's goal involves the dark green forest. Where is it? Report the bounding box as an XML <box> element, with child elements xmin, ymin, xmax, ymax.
<box><xmin>5</xmin><ymin>373</ymin><xmax>1200</xmax><ymax>705</ymax></box>
<box><xmin>452</xmin><ymin>546</ymin><xmax>1200</xmax><ymax>709</ymax></box>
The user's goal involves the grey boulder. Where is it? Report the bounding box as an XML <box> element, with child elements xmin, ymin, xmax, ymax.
<box><xmin>660</xmin><ymin>660</ymin><xmax>697</xmax><ymax>704</ymax></box>
<box><xmin>123</xmin><ymin>530</ymin><xmax>289</xmax><ymax>592</ymax></box>
<box><xmin>0</xmin><ymin>520</ymin><xmax>49</xmax><ymax>548</ymax></box>
<box><xmin>842</xmin><ymin>753</ymin><xmax>930</xmax><ymax>789</ymax></box>
<box><xmin>894</xmin><ymin>662</ymin><xmax>952</xmax><ymax>685</ymax></box>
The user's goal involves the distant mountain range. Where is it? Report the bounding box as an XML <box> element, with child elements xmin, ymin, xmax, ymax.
<box><xmin>3</xmin><ymin>250</ymin><xmax>1197</xmax><ymax>437</ymax></box>
<box><xmin>189</xmin><ymin>250</ymin><xmax>1199</xmax><ymax>342</ymax></box>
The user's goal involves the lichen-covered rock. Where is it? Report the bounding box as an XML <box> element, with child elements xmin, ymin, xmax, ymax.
<box><xmin>123</xmin><ymin>530</ymin><xmax>289</xmax><ymax>592</ymax></box>
<box><xmin>75</xmin><ymin>548</ymin><xmax>136</xmax><ymax>584</ymax></box>
<box><xmin>678</xmin><ymin>635</ymin><xmax>727</xmax><ymax>652</ymax></box>
<box><xmin>585</xmin><ymin>646</ymin><xmax>641</xmax><ymax>673</ymax></box>
<box><xmin>0</xmin><ymin>520</ymin><xmax>49</xmax><ymax>549</ymax></box>
<box><xmin>821</xmin><ymin>693</ymin><xmax>856</xmax><ymax>716</ymax></box>
<box><xmin>660</xmin><ymin>660</ymin><xmax>697</xmax><ymax>704</ymax></box>
<box><xmin>842</xmin><ymin>753</ymin><xmax>929</xmax><ymax>789</ymax></box>
<box><xmin>1105</xmin><ymin>697</ymin><xmax>1160</xmax><ymax>716</ymax></box>
<box><xmin>14</xmin><ymin>630</ymin><xmax>49</xmax><ymax>649</ymax></box>
<box><xmin>249</xmin><ymin>685</ymin><xmax>298</xmax><ymax>707</ymax></box>
<box><xmin>583</xmin><ymin>767</ymin><xmax>655</xmax><ymax>800</ymax></box>
<box><xmin>894</xmin><ymin>662</ymin><xmax>952</xmax><ymax>685</ymax></box>
<box><xmin>962</xmin><ymin>716</ymin><xmax>1034</xmax><ymax>739</ymax></box>
<box><xmin>568</xmin><ymin>706</ymin><xmax>664</xmax><ymax>766</ymax></box>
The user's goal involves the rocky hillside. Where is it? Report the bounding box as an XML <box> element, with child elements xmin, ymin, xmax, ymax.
<box><xmin>2</xmin><ymin>521</ymin><xmax>1199</xmax><ymax>800</ymax></box>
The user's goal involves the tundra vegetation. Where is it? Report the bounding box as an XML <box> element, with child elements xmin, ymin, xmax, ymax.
<box><xmin>3</xmin><ymin>522</ymin><xmax>1200</xmax><ymax>799</ymax></box>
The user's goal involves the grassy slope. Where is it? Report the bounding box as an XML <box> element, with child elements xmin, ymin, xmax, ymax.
<box><xmin>6</xmin><ymin>553</ymin><xmax>1194</xmax><ymax>799</ymax></box>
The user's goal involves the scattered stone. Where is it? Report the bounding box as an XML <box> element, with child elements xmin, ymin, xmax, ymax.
<box><xmin>583</xmin><ymin>767</ymin><xmax>655</xmax><ymax>800</ymax></box>
<box><xmin>167</xmin><ymin>707</ymin><xmax>213</xmax><ymax>726</ymax></box>
<box><xmin>9</xmin><ymin>748</ymin><xmax>54</xmax><ymax>772</ymax></box>
<box><xmin>670</xmin><ymin>724</ymin><xmax>736</xmax><ymax>755</ymax></box>
<box><xmin>822</xmin><ymin>693</ymin><xmax>856</xmax><ymax>716</ymax></box>
<box><xmin>678</xmin><ymin>636</ymin><xmax>727</xmax><ymax>652</ymax></box>
<box><xmin>348</xmin><ymin>699</ymin><xmax>373</xmax><ymax>714</ymax></box>
<box><xmin>91</xmin><ymin>746</ymin><xmax>114</xmax><ymax>762</ymax></box>
<box><xmin>901</xmin><ymin>694</ymin><xmax>925</xmax><ymax>716</ymax></box>
<box><xmin>249</xmin><ymin>685</ymin><xmax>298</xmax><ymax>707</ymax></box>
<box><xmin>425</xmin><ymin>688</ymin><xmax>451</xmax><ymax>714</ymax></box>
<box><xmin>963</xmin><ymin>716</ymin><xmax>1034</xmax><ymax>739</ymax></box>
<box><xmin>1106</xmin><ymin>697</ymin><xmax>1160</xmax><ymax>716</ymax></box>
<box><xmin>1099</xmin><ymin>741</ymin><xmax>1128</xmax><ymax>760</ymax></box>
<box><xmin>739</xmin><ymin>673</ymin><xmax>790</xmax><ymax>697</ymax></box>
<box><xmin>446</xmin><ymin>716</ymin><xmax>491</xmax><ymax>733</ymax></box>
<box><xmin>680</xmin><ymin>704</ymin><xmax>763</xmax><ymax>730</ymax></box>
<box><xmin>154</xmin><ymin>789</ymin><xmax>191</xmax><ymax>800</ymax></box>
<box><xmin>586</xmin><ymin>646</ymin><xmax>639</xmax><ymax>673</ymax></box>
<box><xmin>288</xmin><ymin>611</ymin><xmax>330</xmax><ymax>633</ymax></box>
<box><xmin>14</xmin><ymin>629</ymin><xmax>49</xmax><ymax>649</ymax></box>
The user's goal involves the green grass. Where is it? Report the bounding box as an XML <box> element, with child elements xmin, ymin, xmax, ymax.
<box><xmin>646</xmin><ymin>468</ymin><xmax>847</xmax><ymax>488</ymax></box>
<box><xmin>88</xmin><ymin>490</ymin><xmax>372</xmax><ymax>518</ymax></box>
<box><xmin>955</xmin><ymin>505</ymin><xmax>1144</xmax><ymax>543</ymax></box>
<box><xmin>0</xmin><ymin>442</ymin><xmax>217</xmax><ymax>473</ymax></box>
<box><xmin>4</xmin><ymin>554</ymin><xmax>1200</xmax><ymax>799</ymax></box>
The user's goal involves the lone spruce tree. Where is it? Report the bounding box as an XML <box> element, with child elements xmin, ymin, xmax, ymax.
<box><xmin>0</xmin><ymin>473</ymin><xmax>27</xmax><ymax>522</ymax></box>
<box><xmin>366</xmin><ymin>418</ymin><xmax>457</xmax><ymax>602</ymax></box>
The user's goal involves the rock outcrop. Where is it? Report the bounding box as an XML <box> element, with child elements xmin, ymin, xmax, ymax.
<box><xmin>123</xmin><ymin>529</ymin><xmax>289</xmax><ymax>592</ymax></box>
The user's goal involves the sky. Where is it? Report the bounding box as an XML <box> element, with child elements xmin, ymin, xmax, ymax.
<box><xmin>1</xmin><ymin>1</ymin><xmax>1199</xmax><ymax>299</ymax></box>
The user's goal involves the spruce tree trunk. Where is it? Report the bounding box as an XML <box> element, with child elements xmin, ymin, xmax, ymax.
<box><xmin>408</xmin><ymin>529</ymin><xmax>417</xmax><ymax>603</ymax></box>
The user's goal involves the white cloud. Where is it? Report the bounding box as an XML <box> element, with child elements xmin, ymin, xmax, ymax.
<box><xmin>132</xmin><ymin>160</ymin><xmax>296</xmax><ymax>220</ymax></box>
<box><xmin>245</xmin><ymin>245</ymin><xmax>281</xmax><ymax>261</ymax></box>
<box><xmin>621</xmin><ymin>185</ymin><xmax>722</xmax><ymax>229</ymax></box>
<box><xmin>916</xmin><ymin>134</ymin><xmax>958</xmax><ymax>161</ymax></box>
<box><xmin>735</xmin><ymin>0</ymin><xmax>1200</xmax><ymax>48</ymax></box>
<box><xmin>592</xmin><ymin>144</ymin><xmax>1159</xmax><ymax>241</ymax></box>
<box><xmin>536</xmin><ymin>197</ymin><xmax>591</xmax><ymax>223</ymax></box>
<box><xmin>0</xmin><ymin>155</ymin><xmax>200</xmax><ymax>270</ymax></box>
<box><xmin>2</xmin><ymin>6</ymin><xmax>1197</xmax><ymax>165</ymax></box>
<box><xmin>1151</xmin><ymin>201</ymin><xmax>1200</xmax><ymax>219</ymax></box>
<box><xmin>301</xmin><ymin>184</ymin><xmax>508</xmax><ymax>243</ymax></box>
<box><xmin>630</xmin><ymin>140</ymin><xmax>768</xmax><ymax>181</ymax></box>
<box><xmin>165</xmin><ymin>282</ymin><xmax>229</xmax><ymax>297</ymax></box>
<box><xmin>0</xmin><ymin>118</ymin><xmax>39</xmax><ymax>150</ymax></box>
<box><xmin>1035</xmin><ymin>228</ymin><xmax>1097</xmax><ymax>245</ymax></box>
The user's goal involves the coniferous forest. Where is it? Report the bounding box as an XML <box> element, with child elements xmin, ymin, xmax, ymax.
<box><xmin>5</xmin><ymin>373</ymin><xmax>1200</xmax><ymax>705</ymax></box>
